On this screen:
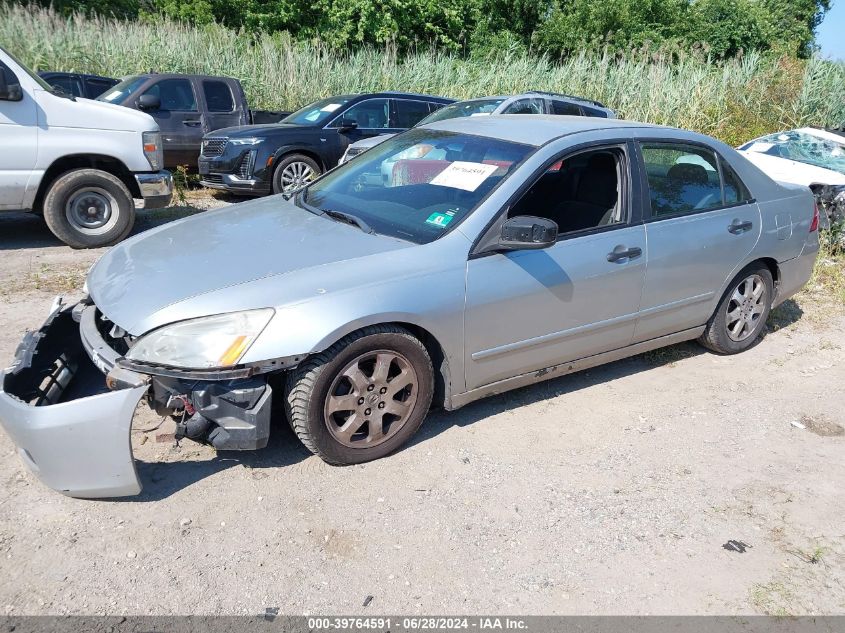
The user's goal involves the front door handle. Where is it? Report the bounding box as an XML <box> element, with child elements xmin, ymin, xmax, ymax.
<box><xmin>607</xmin><ymin>245</ymin><xmax>642</xmax><ymax>263</ymax></box>
<box><xmin>183</xmin><ymin>119</ymin><xmax>202</xmax><ymax>126</ymax></box>
<box><xmin>728</xmin><ymin>219</ymin><xmax>753</xmax><ymax>234</ymax></box>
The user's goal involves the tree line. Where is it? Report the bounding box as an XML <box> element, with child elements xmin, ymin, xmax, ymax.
<box><xmin>23</xmin><ymin>0</ymin><xmax>831</xmax><ymax>59</ymax></box>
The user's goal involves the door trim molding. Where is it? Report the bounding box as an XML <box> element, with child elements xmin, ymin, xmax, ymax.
<box><xmin>471</xmin><ymin>309</ymin><xmax>640</xmax><ymax>361</ymax></box>
<box><xmin>450</xmin><ymin>326</ymin><xmax>705</xmax><ymax>410</ymax></box>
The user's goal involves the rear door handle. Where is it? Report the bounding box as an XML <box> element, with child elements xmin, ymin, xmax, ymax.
<box><xmin>183</xmin><ymin>119</ymin><xmax>202</xmax><ymax>126</ymax></box>
<box><xmin>728</xmin><ymin>219</ymin><xmax>753</xmax><ymax>234</ymax></box>
<box><xmin>607</xmin><ymin>245</ymin><xmax>642</xmax><ymax>263</ymax></box>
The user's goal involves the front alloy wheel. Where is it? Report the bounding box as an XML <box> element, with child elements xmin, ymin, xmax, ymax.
<box><xmin>324</xmin><ymin>351</ymin><xmax>419</xmax><ymax>448</ymax></box>
<box><xmin>272</xmin><ymin>154</ymin><xmax>321</xmax><ymax>195</ymax></box>
<box><xmin>285</xmin><ymin>325</ymin><xmax>434</xmax><ymax>465</ymax></box>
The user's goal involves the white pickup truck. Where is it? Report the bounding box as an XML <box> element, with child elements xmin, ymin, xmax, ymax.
<box><xmin>0</xmin><ymin>46</ymin><xmax>173</xmax><ymax>248</ymax></box>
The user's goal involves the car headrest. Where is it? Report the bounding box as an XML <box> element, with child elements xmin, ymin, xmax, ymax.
<box><xmin>667</xmin><ymin>163</ymin><xmax>708</xmax><ymax>185</ymax></box>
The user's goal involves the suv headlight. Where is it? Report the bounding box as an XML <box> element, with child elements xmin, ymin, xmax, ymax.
<box><xmin>142</xmin><ymin>131</ymin><xmax>163</xmax><ymax>171</ymax></box>
<box><xmin>125</xmin><ymin>309</ymin><xmax>274</xmax><ymax>369</ymax></box>
<box><xmin>228</xmin><ymin>137</ymin><xmax>262</xmax><ymax>146</ymax></box>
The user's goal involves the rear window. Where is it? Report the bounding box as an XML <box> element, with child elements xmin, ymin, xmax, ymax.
<box><xmin>203</xmin><ymin>80</ymin><xmax>234</xmax><ymax>112</ymax></box>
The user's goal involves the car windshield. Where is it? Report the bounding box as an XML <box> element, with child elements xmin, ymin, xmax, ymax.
<box><xmin>417</xmin><ymin>98</ymin><xmax>507</xmax><ymax>125</ymax></box>
<box><xmin>740</xmin><ymin>129</ymin><xmax>845</xmax><ymax>175</ymax></box>
<box><xmin>282</xmin><ymin>96</ymin><xmax>354</xmax><ymax>126</ymax></box>
<box><xmin>0</xmin><ymin>46</ymin><xmax>52</xmax><ymax>91</ymax></box>
<box><xmin>97</xmin><ymin>75</ymin><xmax>146</xmax><ymax>103</ymax></box>
<box><xmin>301</xmin><ymin>129</ymin><xmax>533</xmax><ymax>244</ymax></box>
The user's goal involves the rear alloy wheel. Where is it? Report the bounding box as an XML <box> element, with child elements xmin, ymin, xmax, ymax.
<box><xmin>285</xmin><ymin>325</ymin><xmax>434</xmax><ymax>465</ymax></box>
<box><xmin>272</xmin><ymin>154</ymin><xmax>320</xmax><ymax>195</ymax></box>
<box><xmin>699</xmin><ymin>264</ymin><xmax>773</xmax><ymax>354</ymax></box>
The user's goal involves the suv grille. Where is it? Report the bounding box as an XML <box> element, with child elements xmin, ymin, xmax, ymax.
<box><xmin>201</xmin><ymin>138</ymin><xmax>227</xmax><ymax>157</ymax></box>
<box><xmin>202</xmin><ymin>174</ymin><xmax>224</xmax><ymax>185</ymax></box>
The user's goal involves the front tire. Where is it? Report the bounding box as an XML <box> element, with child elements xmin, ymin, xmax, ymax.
<box><xmin>271</xmin><ymin>154</ymin><xmax>321</xmax><ymax>195</ymax></box>
<box><xmin>699</xmin><ymin>264</ymin><xmax>773</xmax><ymax>354</ymax></box>
<box><xmin>284</xmin><ymin>325</ymin><xmax>434</xmax><ymax>465</ymax></box>
<box><xmin>42</xmin><ymin>168</ymin><xmax>135</xmax><ymax>249</ymax></box>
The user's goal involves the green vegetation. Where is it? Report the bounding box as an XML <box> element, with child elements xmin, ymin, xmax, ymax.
<box><xmin>16</xmin><ymin>0</ymin><xmax>829</xmax><ymax>59</ymax></box>
<box><xmin>4</xmin><ymin>3</ymin><xmax>845</xmax><ymax>145</ymax></box>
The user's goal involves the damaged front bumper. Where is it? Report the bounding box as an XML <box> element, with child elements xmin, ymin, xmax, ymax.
<box><xmin>0</xmin><ymin>302</ymin><xmax>148</xmax><ymax>498</ymax></box>
<box><xmin>0</xmin><ymin>299</ymin><xmax>275</xmax><ymax>499</ymax></box>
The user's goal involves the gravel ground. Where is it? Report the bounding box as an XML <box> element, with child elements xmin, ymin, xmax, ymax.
<box><xmin>0</xmin><ymin>195</ymin><xmax>843</xmax><ymax>616</ymax></box>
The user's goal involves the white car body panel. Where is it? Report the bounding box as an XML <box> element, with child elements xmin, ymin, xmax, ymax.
<box><xmin>0</xmin><ymin>47</ymin><xmax>161</xmax><ymax>211</ymax></box>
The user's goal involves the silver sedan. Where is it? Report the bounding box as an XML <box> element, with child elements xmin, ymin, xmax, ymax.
<box><xmin>0</xmin><ymin>115</ymin><xmax>820</xmax><ymax>497</ymax></box>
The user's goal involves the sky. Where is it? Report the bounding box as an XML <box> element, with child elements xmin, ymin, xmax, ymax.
<box><xmin>816</xmin><ymin>1</ymin><xmax>845</xmax><ymax>59</ymax></box>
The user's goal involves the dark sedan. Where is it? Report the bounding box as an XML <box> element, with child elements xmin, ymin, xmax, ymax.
<box><xmin>198</xmin><ymin>92</ymin><xmax>454</xmax><ymax>195</ymax></box>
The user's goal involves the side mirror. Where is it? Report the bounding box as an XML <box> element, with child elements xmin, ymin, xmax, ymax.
<box><xmin>0</xmin><ymin>70</ymin><xmax>22</xmax><ymax>102</ymax></box>
<box><xmin>138</xmin><ymin>93</ymin><xmax>161</xmax><ymax>111</ymax></box>
<box><xmin>338</xmin><ymin>117</ymin><xmax>358</xmax><ymax>133</ymax></box>
<box><xmin>499</xmin><ymin>216</ymin><xmax>558</xmax><ymax>250</ymax></box>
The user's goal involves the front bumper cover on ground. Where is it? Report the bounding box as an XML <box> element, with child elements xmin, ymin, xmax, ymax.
<box><xmin>0</xmin><ymin>303</ymin><xmax>148</xmax><ymax>498</ymax></box>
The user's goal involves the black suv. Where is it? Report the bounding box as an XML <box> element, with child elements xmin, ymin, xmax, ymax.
<box><xmin>198</xmin><ymin>92</ymin><xmax>454</xmax><ymax>195</ymax></box>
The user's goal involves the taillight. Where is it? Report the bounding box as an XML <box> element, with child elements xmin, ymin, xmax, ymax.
<box><xmin>810</xmin><ymin>201</ymin><xmax>820</xmax><ymax>232</ymax></box>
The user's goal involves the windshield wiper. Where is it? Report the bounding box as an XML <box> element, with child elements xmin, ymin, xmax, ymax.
<box><xmin>292</xmin><ymin>194</ymin><xmax>374</xmax><ymax>234</ymax></box>
<box><xmin>322</xmin><ymin>209</ymin><xmax>375</xmax><ymax>234</ymax></box>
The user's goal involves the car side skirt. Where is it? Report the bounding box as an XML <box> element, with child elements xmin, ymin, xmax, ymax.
<box><xmin>447</xmin><ymin>326</ymin><xmax>705</xmax><ymax>410</ymax></box>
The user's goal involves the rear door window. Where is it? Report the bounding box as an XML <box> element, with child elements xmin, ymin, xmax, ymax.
<box><xmin>640</xmin><ymin>143</ymin><xmax>724</xmax><ymax>218</ymax></box>
<box><xmin>144</xmin><ymin>78</ymin><xmax>197</xmax><ymax>111</ymax></box>
<box><xmin>46</xmin><ymin>75</ymin><xmax>82</xmax><ymax>97</ymax></box>
<box><xmin>84</xmin><ymin>77</ymin><xmax>117</xmax><ymax>98</ymax></box>
<box><xmin>202</xmin><ymin>80</ymin><xmax>235</xmax><ymax>112</ymax></box>
<box><xmin>550</xmin><ymin>99</ymin><xmax>582</xmax><ymax>116</ymax></box>
<box><xmin>393</xmin><ymin>99</ymin><xmax>432</xmax><ymax>128</ymax></box>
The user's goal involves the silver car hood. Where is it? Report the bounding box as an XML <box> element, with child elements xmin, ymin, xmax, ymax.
<box><xmin>87</xmin><ymin>197</ymin><xmax>412</xmax><ymax>334</ymax></box>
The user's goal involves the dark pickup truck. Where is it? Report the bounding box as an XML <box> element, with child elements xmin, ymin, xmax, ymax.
<box><xmin>96</xmin><ymin>73</ymin><xmax>288</xmax><ymax>169</ymax></box>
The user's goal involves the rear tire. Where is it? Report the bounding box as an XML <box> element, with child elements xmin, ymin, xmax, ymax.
<box><xmin>271</xmin><ymin>154</ymin><xmax>321</xmax><ymax>195</ymax></box>
<box><xmin>699</xmin><ymin>263</ymin><xmax>773</xmax><ymax>354</ymax></box>
<box><xmin>42</xmin><ymin>168</ymin><xmax>135</xmax><ymax>249</ymax></box>
<box><xmin>284</xmin><ymin>325</ymin><xmax>434</xmax><ymax>465</ymax></box>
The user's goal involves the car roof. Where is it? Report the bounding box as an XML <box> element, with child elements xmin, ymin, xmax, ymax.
<box><xmin>359</xmin><ymin>91</ymin><xmax>454</xmax><ymax>102</ymax></box>
<box><xmin>422</xmin><ymin>114</ymin><xmax>660</xmax><ymax>146</ymax></box>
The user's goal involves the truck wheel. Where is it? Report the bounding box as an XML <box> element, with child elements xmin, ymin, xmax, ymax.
<box><xmin>43</xmin><ymin>169</ymin><xmax>135</xmax><ymax>249</ymax></box>
<box><xmin>699</xmin><ymin>263</ymin><xmax>773</xmax><ymax>354</ymax></box>
<box><xmin>284</xmin><ymin>325</ymin><xmax>434</xmax><ymax>465</ymax></box>
<box><xmin>272</xmin><ymin>154</ymin><xmax>321</xmax><ymax>195</ymax></box>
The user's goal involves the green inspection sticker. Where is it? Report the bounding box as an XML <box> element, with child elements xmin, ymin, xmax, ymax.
<box><xmin>425</xmin><ymin>212</ymin><xmax>454</xmax><ymax>228</ymax></box>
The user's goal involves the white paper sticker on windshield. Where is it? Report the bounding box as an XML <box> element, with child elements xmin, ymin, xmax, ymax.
<box><xmin>101</xmin><ymin>90</ymin><xmax>121</xmax><ymax>102</ymax></box>
<box><xmin>430</xmin><ymin>161</ymin><xmax>499</xmax><ymax>191</ymax></box>
<box><xmin>320</xmin><ymin>103</ymin><xmax>342</xmax><ymax>112</ymax></box>
<box><xmin>747</xmin><ymin>142</ymin><xmax>774</xmax><ymax>153</ymax></box>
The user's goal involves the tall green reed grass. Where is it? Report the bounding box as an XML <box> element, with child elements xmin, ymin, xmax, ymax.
<box><xmin>3</xmin><ymin>3</ymin><xmax>845</xmax><ymax>144</ymax></box>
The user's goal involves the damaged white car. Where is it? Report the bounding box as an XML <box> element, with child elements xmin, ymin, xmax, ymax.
<box><xmin>738</xmin><ymin>127</ymin><xmax>845</xmax><ymax>227</ymax></box>
<box><xmin>0</xmin><ymin>116</ymin><xmax>819</xmax><ymax>498</ymax></box>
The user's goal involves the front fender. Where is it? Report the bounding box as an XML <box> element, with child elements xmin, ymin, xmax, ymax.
<box><xmin>242</xmin><ymin>260</ymin><xmax>468</xmax><ymax>395</ymax></box>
